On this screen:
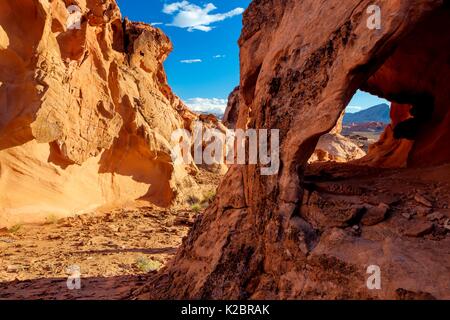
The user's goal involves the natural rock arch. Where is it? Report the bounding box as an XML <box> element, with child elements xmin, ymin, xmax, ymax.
<box><xmin>140</xmin><ymin>0</ymin><xmax>450</xmax><ymax>299</ymax></box>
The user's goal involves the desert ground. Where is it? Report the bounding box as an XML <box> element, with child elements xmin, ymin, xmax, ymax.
<box><xmin>0</xmin><ymin>171</ymin><xmax>219</xmax><ymax>300</ymax></box>
<box><xmin>1</xmin><ymin>163</ymin><xmax>449</xmax><ymax>300</ymax></box>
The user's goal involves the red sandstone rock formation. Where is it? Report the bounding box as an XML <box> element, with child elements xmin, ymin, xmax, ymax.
<box><xmin>359</xmin><ymin>4</ymin><xmax>450</xmax><ymax>168</ymax></box>
<box><xmin>0</xmin><ymin>0</ymin><xmax>212</xmax><ymax>226</ymax></box>
<box><xmin>225</xmin><ymin>90</ymin><xmax>366</xmax><ymax>163</ymax></box>
<box><xmin>358</xmin><ymin>103</ymin><xmax>414</xmax><ymax>167</ymax></box>
<box><xmin>225</xmin><ymin>84</ymin><xmax>370</xmax><ymax>166</ymax></box>
<box><xmin>142</xmin><ymin>0</ymin><xmax>450</xmax><ymax>299</ymax></box>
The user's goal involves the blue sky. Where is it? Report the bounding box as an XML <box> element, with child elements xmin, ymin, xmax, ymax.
<box><xmin>348</xmin><ymin>91</ymin><xmax>390</xmax><ymax>113</ymax></box>
<box><xmin>117</xmin><ymin>0</ymin><xmax>250</xmax><ymax>113</ymax></box>
<box><xmin>116</xmin><ymin>0</ymin><xmax>388</xmax><ymax>114</ymax></box>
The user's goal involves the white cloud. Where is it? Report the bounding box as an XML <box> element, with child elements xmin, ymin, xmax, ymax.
<box><xmin>163</xmin><ymin>1</ymin><xmax>244</xmax><ymax>32</ymax></box>
<box><xmin>151</xmin><ymin>22</ymin><xmax>163</xmax><ymax>26</ymax></box>
<box><xmin>346</xmin><ymin>105</ymin><xmax>364</xmax><ymax>113</ymax></box>
<box><xmin>162</xmin><ymin>1</ymin><xmax>189</xmax><ymax>14</ymax></box>
<box><xmin>180</xmin><ymin>59</ymin><xmax>202</xmax><ymax>64</ymax></box>
<box><xmin>184</xmin><ymin>97</ymin><xmax>227</xmax><ymax>115</ymax></box>
<box><xmin>213</xmin><ymin>54</ymin><xmax>226</xmax><ymax>59</ymax></box>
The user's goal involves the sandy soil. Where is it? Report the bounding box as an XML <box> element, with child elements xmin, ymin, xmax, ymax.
<box><xmin>0</xmin><ymin>205</ymin><xmax>195</xmax><ymax>299</ymax></box>
<box><xmin>0</xmin><ymin>170</ymin><xmax>220</xmax><ymax>300</ymax></box>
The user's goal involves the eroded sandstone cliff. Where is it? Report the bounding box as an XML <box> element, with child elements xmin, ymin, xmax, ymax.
<box><xmin>0</xmin><ymin>0</ymin><xmax>211</xmax><ymax>226</ymax></box>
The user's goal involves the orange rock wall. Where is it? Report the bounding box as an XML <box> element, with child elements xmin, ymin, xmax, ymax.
<box><xmin>0</xmin><ymin>0</ymin><xmax>200</xmax><ymax>226</ymax></box>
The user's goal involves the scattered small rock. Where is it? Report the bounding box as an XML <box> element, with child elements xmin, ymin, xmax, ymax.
<box><xmin>361</xmin><ymin>203</ymin><xmax>390</xmax><ymax>226</ymax></box>
<box><xmin>401</xmin><ymin>212</ymin><xmax>412</xmax><ymax>220</ymax></box>
<box><xmin>104</xmin><ymin>214</ymin><xmax>115</xmax><ymax>222</ymax></box>
<box><xmin>174</xmin><ymin>217</ymin><xmax>194</xmax><ymax>226</ymax></box>
<box><xmin>349</xmin><ymin>224</ymin><xmax>361</xmax><ymax>236</ymax></box>
<box><xmin>60</xmin><ymin>222</ymin><xmax>75</xmax><ymax>228</ymax></box>
<box><xmin>105</xmin><ymin>240</ymin><xmax>119</xmax><ymax>248</ymax></box>
<box><xmin>165</xmin><ymin>218</ymin><xmax>175</xmax><ymax>227</ymax></box>
<box><xmin>415</xmin><ymin>206</ymin><xmax>432</xmax><ymax>217</ymax></box>
<box><xmin>404</xmin><ymin>221</ymin><xmax>434</xmax><ymax>237</ymax></box>
<box><xmin>395</xmin><ymin>288</ymin><xmax>436</xmax><ymax>300</ymax></box>
<box><xmin>6</xmin><ymin>265</ymin><xmax>20</xmax><ymax>273</ymax></box>
<box><xmin>427</xmin><ymin>212</ymin><xmax>444</xmax><ymax>221</ymax></box>
<box><xmin>47</xmin><ymin>234</ymin><xmax>62</xmax><ymax>240</ymax></box>
<box><xmin>414</xmin><ymin>194</ymin><xmax>433</xmax><ymax>208</ymax></box>
<box><xmin>444</xmin><ymin>219</ymin><xmax>450</xmax><ymax>231</ymax></box>
<box><xmin>143</xmin><ymin>212</ymin><xmax>154</xmax><ymax>218</ymax></box>
<box><xmin>107</xmin><ymin>224</ymin><xmax>119</xmax><ymax>232</ymax></box>
<box><xmin>0</xmin><ymin>237</ymin><xmax>14</xmax><ymax>243</ymax></box>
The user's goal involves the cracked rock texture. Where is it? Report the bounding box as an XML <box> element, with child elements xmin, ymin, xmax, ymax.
<box><xmin>140</xmin><ymin>0</ymin><xmax>450</xmax><ymax>299</ymax></box>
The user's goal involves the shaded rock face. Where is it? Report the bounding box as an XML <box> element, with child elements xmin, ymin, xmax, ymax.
<box><xmin>222</xmin><ymin>86</ymin><xmax>240</xmax><ymax>129</ymax></box>
<box><xmin>360</xmin><ymin>5</ymin><xmax>450</xmax><ymax>168</ymax></box>
<box><xmin>0</xmin><ymin>0</ymin><xmax>204</xmax><ymax>225</ymax></box>
<box><xmin>145</xmin><ymin>0</ymin><xmax>450</xmax><ymax>299</ymax></box>
<box><xmin>358</xmin><ymin>102</ymin><xmax>414</xmax><ymax>168</ymax></box>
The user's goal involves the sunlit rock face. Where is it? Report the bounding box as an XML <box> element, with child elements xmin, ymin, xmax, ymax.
<box><xmin>309</xmin><ymin>112</ymin><xmax>366</xmax><ymax>163</ymax></box>
<box><xmin>142</xmin><ymin>0</ymin><xmax>450</xmax><ymax>300</ymax></box>
<box><xmin>0</xmin><ymin>0</ymin><xmax>211</xmax><ymax>226</ymax></box>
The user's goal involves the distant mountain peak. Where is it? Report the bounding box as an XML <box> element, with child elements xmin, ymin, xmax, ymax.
<box><xmin>343</xmin><ymin>103</ymin><xmax>390</xmax><ymax>124</ymax></box>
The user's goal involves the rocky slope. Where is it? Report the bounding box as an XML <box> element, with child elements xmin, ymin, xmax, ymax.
<box><xmin>0</xmin><ymin>0</ymin><xmax>222</xmax><ymax>227</ymax></box>
<box><xmin>140</xmin><ymin>0</ymin><xmax>450</xmax><ymax>299</ymax></box>
<box><xmin>343</xmin><ymin>103</ymin><xmax>390</xmax><ymax>124</ymax></box>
